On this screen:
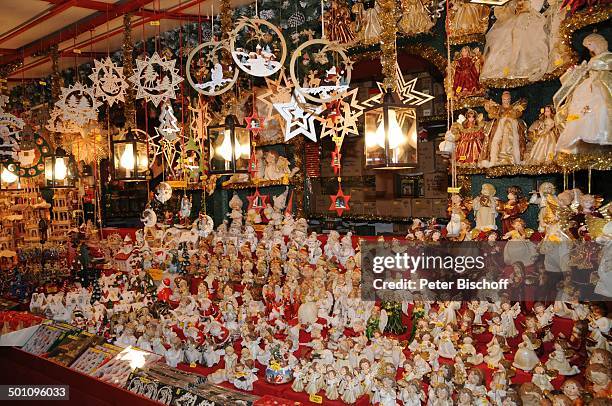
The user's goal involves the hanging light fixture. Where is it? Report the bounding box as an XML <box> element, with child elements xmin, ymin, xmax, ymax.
<box><xmin>44</xmin><ymin>147</ymin><xmax>77</xmax><ymax>188</ymax></box>
<box><xmin>363</xmin><ymin>91</ymin><xmax>418</xmax><ymax>169</ymax></box>
<box><xmin>207</xmin><ymin>114</ymin><xmax>251</xmax><ymax>175</ymax></box>
<box><xmin>0</xmin><ymin>161</ymin><xmax>21</xmax><ymax>191</ymax></box>
<box><xmin>111</xmin><ymin>128</ymin><xmax>149</xmax><ymax>182</ymax></box>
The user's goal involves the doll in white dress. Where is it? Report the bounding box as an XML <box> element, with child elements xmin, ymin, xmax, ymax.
<box><xmin>472</xmin><ymin>183</ymin><xmax>498</xmax><ymax>231</ymax></box>
<box><xmin>500</xmin><ymin>301</ymin><xmax>520</xmax><ymax>337</ymax></box>
<box><xmin>531</xmin><ymin>364</ymin><xmax>554</xmax><ymax>392</ymax></box>
<box><xmin>165</xmin><ymin>337</ymin><xmax>184</xmax><ymax>368</ymax></box>
<box><xmin>545</xmin><ymin>342</ymin><xmax>580</xmax><ymax>375</ymax></box>
<box><xmin>480</xmin><ymin>0</ymin><xmax>548</xmax><ymax>82</ymax></box>
<box><xmin>399</xmin><ymin>379</ymin><xmax>424</xmax><ymax>406</ymax></box>
<box><xmin>324</xmin><ymin>368</ymin><xmax>340</xmax><ymax>400</ymax></box>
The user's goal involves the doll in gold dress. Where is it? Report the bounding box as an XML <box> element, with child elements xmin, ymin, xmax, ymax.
<box><xmin>451</xmin><ymin>109</ymin><xmax>486</xmax><ymax>166</ymax></box>
<box><xmin>480</xmin><ymin>91</ymin><xmax>528</xmax><ymax>167</ymax></box>
<box><xmin>398</xmin><ymin>0</ymin><xmax>435</xmax><ymax>36</ymax></box>
<box><xmin>448</xmin><ymin>0</ymin><xmax>490</xmax><ymax>41</ymax></box>
<box><xmin>524</xmin><ymin>105</ymin><xmax>559</xmax><ymax>165</ymax></box>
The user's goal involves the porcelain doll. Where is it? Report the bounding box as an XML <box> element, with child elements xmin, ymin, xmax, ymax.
<box><xmin>459</xmin><ymin>336</ymin><xmax>484</xmax><ymax>365</ymax></box>
<box><xmin>305</xmin><ymin>362</ymin><xmax>326</xmax><ymax>396</ymax></box>
<box><xmin>555</xmin><ymin>33</ymin><xmax>611</xmax><ymax>154</ymax></box>
<box><xmin>481</xmin><ymin>93</ymin><xmax>528</xmax><ymax>166</ymax></box>
<box><xmin>352</xmin><ymin>0</ymin><xmax>382</xmax><ymax>43</ymax></box>
<box><xmin>589</xmin><ymin>348</ymin><xmax>612</xmax><ymax>367</ymax></box>
<box><xmin>376</xmin><ymin>377</ymin><xmax>397</xmax><ymax>406</ymax></box>
<box><xmin>185</xmin><ymin>340</ymin><xmax>201</xmax><ymax>365</ymax></box>
<box><xmin>524</xmin><ymin>105</ymin><xmax>560</xmax><ymax>165</ymax></box>
<box><xmin>480</xmin><ymin>0</ymin><xmax>548</xmax><ymax>82</ymax></box>
<box><xmin>291</xmin><ymin>360</ymin><xmax>307</xmax><ymax>392</ymax></box>
<box><xmin>448</xmin><ymin>0</ymin><xmax>489</xmax><ymax>40</ymax></box>
<box><xmin>233</xmin><ymin>361</ymin><xmax>258</xmax><ymax>391</ymax></box>
<box><xmin>530</xmin><ymin>363</ymin><xmax>554</xmax><ymax>392</ymax></box>
<box><xmin>399</xmin><ymin>379</ymin><xmax>424</xmax><ymax>406</ymax></box>
<box><xmin>324</xmin><ymin>367</ymin><xmax>340</xmax><ymax>400</ymax></box>
<box><xmin>488</xmin><ymin>369</ymin><xmax>509</xmax><ymax>406</ymax></box>
<box><xmin>467</xmin><ymin>300</ymin><xmax>488</xmax><ymax>325</ymax></box>
<box><xmin>546</xmin><ymin>342</ymin><xmax>580</xmax><ymax>375</ymax></box>
<box><xmin>560</xmin><ymin>378</ymin><xmax>583</xmax><ymax>403</ymax></box>
<box><xmin>427</xmin><ymin>383</ymin><xmax>453</xmax><ymax>406</ymax></box>
<box><xmin>208</xmin><ymin>346</ymin><xmax>238</xmax><ymax>384</ymax></box>
<box><xmin>450</xmin><ymin>48</ymin><xmax>485</xmax><ymax>100</ymax></box>
<box><xmin>436</xmin><ymin>325</ymin><xmax>458</xmax><ymax>359</ymax></box>
<box><xmin>484</xmin><ymin>336</ymin><xmax>505</xmax><ymax>366</ymax></box>
<box><xmin>499</xmin><ymin>186</ymin><xmax>528</xmax><ymax>233</ymax></box>
<box><xmin>398</xmin><ymin>0</ymin><xmax>434</xmax><ymax>36</ymax></box>
<box><xmin>450</xmin><ymin>110</ymin><xmax>487</xmax><ymax>166</ymax></box>
<box><xmin>472</xmin><ymin>183</ymin><xmax>499</xmax><ymax>231</ymax></box>
<box><xmin>164</xmin><ymin>336</ymin><xmax>184</xmax><ymax>368</ymax></box>
<box><xmin>586</xmin><ymin>363</ymin><xmax>612</xmax><ymax>399</ymax></box>
<box><xmin>512</xmin><ymin>334</ymin><xmax>540</xmax><ymax>371</ymax></box>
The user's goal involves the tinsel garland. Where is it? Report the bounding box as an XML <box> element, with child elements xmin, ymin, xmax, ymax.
<box><xmin>122</xmin><ymin>13</ymin><xmax>136</xmax><ymax>129</ymax></box>
<box><xmin>351</xmin><ymin>44</ymin><xmax>447</xmax><ymax>78</ymax></box>
<box><xmin>220</xmin><ymin>0</ymin><xmax>233</xmax><ymax>41</ymax></box>
<box><xmin>378</xmin><ymin>0</ymin><xmax>397</xmax><ymax>91</ymax></box>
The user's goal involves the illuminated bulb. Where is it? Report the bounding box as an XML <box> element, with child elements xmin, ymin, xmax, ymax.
<box><xmin>387</xmin><ymin>110</ymin><xmax>406</xmax><ymax>150</ymax></box>
<box><xmin>366</xmin><ymin>117</ymin><xmax>386</xmax><ymax>149</ymax></box>
<box><xmin>137</xmin><ymin>153</ymin><xmax>148</xmax><ymax>170</ymax></box>
<box><xmin>234</xmin><ymin>139</ymin><xmax>250</xmax><ymax>159</ymax></box>
<box><xmin>216</xmin><ymin>131</ymin><xmax>233</xmax><ymax>161</ymax></box>
<box><xmin>1</xmin><ymin>167</ymin><xmax>18</xmax><ymax>184</ymax></box>
<box><xmin>120</xmin><ymin>144</ymin><xmax>136</xmax><ymax>170</ymax></box>
<box><xmin>54</xmin><ymin>157</ymin><xmax>67</xmax><ymax>180</ymax></box>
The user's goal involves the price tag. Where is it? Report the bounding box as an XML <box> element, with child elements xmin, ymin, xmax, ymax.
<box><xmin>148</xmin><ymin>268</ymin><xmax>163</xmax><ymax>281</ymax></box>
<box><xmin>447</xmin><ymin>187</ymin><xmax>462</xmax><ymax>194</ymax></box>
<box><xmin>149</xmin><ymin>20</ymin><xmax>160</xmax><ymax>26</ymax></box>
<box><xmin>38</xmin><ymin>81</ymin><xmax>46</xmax><ymax>86</ymax></box>
<box><xmin>189</xmin><ymin>362</ymin><xmax>196</xmax><ymax>368</ymax></box>
<box><xmin>309</xmin><ymin>394</ymin><xmax>323</xmax><ymax>404</ymax></box>
<box><xmin>73</xmin><ymin>49</ymin><xmax>82</xmax><ymax>54</ymax></box>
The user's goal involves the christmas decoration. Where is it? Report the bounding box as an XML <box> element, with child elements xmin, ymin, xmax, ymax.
<box><xmin>122</xmin><ymin>13</ymin><xmax>136</xmax><ymax>129</ymax></box>
<box><xmin>256</xmin><ymin>68</ymin><xmax>295</xmax><ymax>124</ymax></box>
<box><xmin>274</xmin><ymin>92</ymin><xmax>320</xmax><ymax>142</ymax></box>
<box><xmin>12</xmin><ymin>131</ymin><xmax>50</xmax><ymax>178</ymax></box>
<box><xmin>0</xmin><ymin>96</ymin><xmax>24</xmax><ymax>162</ymax></box>
<box><xmin>329</xmin><ymin>184</ymin><xmax>350</xmax><ymax>216</ymax></box>
<box><xmin>245</xmin><ymin>92</ymin><xmax>265</xmax><ymax>136</ymax></box>
<box><xmin>156</xmin><ymin>102</ymin><xmax>181</xmax><ymax>141</ymax></box>
<box><xmin>54</xmin><ymin>82</ymin><xmax>101</xmax><ymax>127</ymax></box>
<box><xmin>289</xmin><ymin>39</ymin><xmax>353</xmax><ymax>104</ymax></box>
<box><xmin>230</xmin><ymin>17</ymin><xmax>287</xmax><ymax>78</ymax></box>
<box><xmin>128</xmin><ymin>52</ymin><xmax>184</xmax><ymax>107</ymax></box>
<box><xmin>186</xmin><ymin>41</ymin><xmax>238</xmax><ymax>96</ymax></box>
<box><xmin>45</xmin><ymin>106</ymin><xmax>80</xmax><ymax>135</ymax></box>
<box><xmin>247</xmin><ymin>187</ymin><xmax>268</xmax><ymax>214</ymax></box>
<box><xmin>152</xmin><ymin>103</ymin><xmax>182</xmax><ymax>174</ymax></box>
<box><xmin>89</xmin><ymin>57</ymin><xmax>129</xmax><ymax>107</ymax></box>
<box><xmin>65</xmin><ymin>126</ymin><xmax>108</xmax><ymax>164</ymax></box>
<box><xmin>379</xmin><ymin>0</ymin><xmax>398</xmax><ymax>91</ymax></box>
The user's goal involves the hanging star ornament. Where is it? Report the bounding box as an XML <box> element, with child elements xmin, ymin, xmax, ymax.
<box><xmin>317</xmin><ymin>88</ymin><xmax>363</xmax><ymax>148</ymax></box>
<box><xmin>89</xmin><ymin>57</ymin><xmax>129</xmax><ymax>106</ymax></box>
<box><xmin>245</xmin><ymin>107</ymin><xmax>265</xmax><ymax>136</ymax></box>
<box><xmin>54</xmin><ymin>82</ymin><xmax>102</xmax><ymax>127</ymax></box>
<box><xmin>247</xmin><ymin>187</ymin><xmax>268</xmax><ymax>213</ymax></box>
<box><xmin>256</xmin><ymin>68</ymin><xmax>294</xmax><ymax>121</ymax></box>
<box><xmin>329</xmin><ymin>185</ymin><xmax>351</xmax><ymax>216</ymax></box>
<box><xmin>189</xmin><ymin>96</ymin><xmax>212</xmax><ymax>150</ymax></box>
<box><xmin>128</xmin><ymin>52</ymin><xmax>184</xmax><ymax>107</ymax></box>
<box><xmin>375</xmin><ymin>63</ymin><xmax>435</xmax><ymax>106</ymax></box>
<box><xmin>45</xmin><ymin>106</ymin><xmax>80</xmax><ymax>134</ymax></box>
<box><xmin>274</xmin><ymin>91</ymin><xmax>320</xmax><ymax>142</ymax></box>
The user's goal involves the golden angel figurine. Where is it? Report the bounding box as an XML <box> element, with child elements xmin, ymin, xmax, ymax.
<box><xmin>324</xmin><ymin>0</ymin><xmax>356</xmax><ymax>44</ymax></box>
<box><xmin>352</xmin><ymin>0</ymin><xmax>382</xmax><ymax>43</ymax></box>
<box><xmin>450</xmin><ymin>109</ymin><xmax>487</xmax><ymax>166</ymax></box>
<box><xmin>480</xmin><ymin>91</ymin><xmax>528</xmax><ymax>167</ymax></box>
<box><xmin>448</xmin><ymin>0</ymin><xmax>490</xmax><ymax>41</ymax></box>
<box><xmin>448</xmin><ymin>46</ymin><xmax>485</xmax><ymax>100</ymax></box>
<box><xmin>544</xmin><ymin>0</ymin><xmax>572</xmax><ymax>73</ymax></box>
<box><xmin>524</xmin><ymin>105</ymin><xmax>559</xmax><ymax>165</ymax></box>
<box><xmin>480</xmin><ymin>0</ymin><xmax>548</xmax><ymax>82</ymax></box>
<box><xmin>398</xmin><ymin>0</ymin><xmax>435</xmax><ymax>36</ymax></box>
<box><xmin>554</xmin><ymin>33</ymin><xmax>612</xmax><ymax>154</ymax></box>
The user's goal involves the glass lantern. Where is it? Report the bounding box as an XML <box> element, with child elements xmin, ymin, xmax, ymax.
<box><xmin>363</xmin><ymin>91</ymin><xmax>418</xmax><ymax>169</ymax></box>
<box><xmin>44</xmin><ymin>147</ymin><xmax>77</xmax><ymax>188</ymax></box>
<box><xmin>0</xmin><ymin>161</ymin><xmax>21</xmax><ymax>190</ymax></box>
<box><xmin>111</xmin><ymin>128</ymin><xmax>149</xmax><ymax>182</ymax></box>
<box><xmin>207</xmin><ymin>114</ymin><xmax>251</xmax><ymax>174</ymax></box>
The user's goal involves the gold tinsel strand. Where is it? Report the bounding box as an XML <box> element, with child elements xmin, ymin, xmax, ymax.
<box><xmin>122</xmin><ymin>13</ymin><xmax>136</xmax><ymax>129</ymax></box>
<box><xmin>220</xmin><ymin>0</ymin><xmax>233</xmax><ymax>41</ymax></box>
<box><xmin>378</xmin><ymin>0</ymin><xmax>397</xmax><ymax>91</ymax></box>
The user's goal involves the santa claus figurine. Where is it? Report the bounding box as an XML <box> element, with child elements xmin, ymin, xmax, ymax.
<box><xmin>157</xmin><ymin>278</ymin><xmax>173</xmax><ymax>302</ymax></box>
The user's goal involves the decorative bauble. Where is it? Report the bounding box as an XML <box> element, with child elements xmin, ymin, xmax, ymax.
<box><xmin>155</xmin><ymin>182</ymin><xmax>173</xmax><ymax>203</ymax></box>
<box><xmin>186</xmin><ymin>41</ymin><xmax>238</xmax><ymax>96</ymax></box>
<box><xmin>141</xmin><ymin>208</ymin><xmax>158</xmax><ymax>228</ymax></box>
<box><xmin>230</xmin><ymin>17</ymin><xmax>287</xmax><ymax>78</ymax></box>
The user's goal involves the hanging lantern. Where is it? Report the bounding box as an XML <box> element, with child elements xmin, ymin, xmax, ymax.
<box><xmin>111</xmin><ymin>128</ymin><xmax>149</xmax><ymax>182</ymax></box>
<box><xmin>363</xmin><ymin>91</ymin><xmax>418</xmax><ymax>169</ymax></box>
<box><xmin>0</xmin><ymin>161</ymin><xmax>21</xmax><ymax>191</ymax></box>
<box><xmin>44</xmin><ymin>147</ymin><xmax>77</xmax><ymax>188</ymax></box>
<box><xmin>207</xmin><ymin>114</ymin><xmax>251</xmax><ymax>175</ymax></box>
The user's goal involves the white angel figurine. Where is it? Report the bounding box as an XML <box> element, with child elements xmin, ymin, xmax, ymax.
<box><xmin>208</xmin><ymin>346</ymin><xmax>238</xmax><ymax>384</ymax></box>
<box><xmin>201</xmin><ymin>339</ymin><xmax>225</xmax><ymax>367</ymax></box>
<box><xmin>512</xmin><ymin>334</ymin><xmax>540</xmax><ymax>371</ymax></box>
<box><xmin>480</xmin><ymin>0</ymin><xmax>548</xmax><ymax>82</ymax></box>
<box><xmin>164</xmin><ymin>337</ymin><xmax>184</xmax><ymax>368</ymax></box>
<box><xmin>29</xmin><ymin>292</ymin><xmax>46</xmax><ymax>314</ymax></box>
<box><xmin>531</xmin><ymin>364</ymin><xmax>554</xmax><ymax>392</ymax></box>
<box><xmin>545</xmin><ymin>342</ymin><xmax>580</xmax><ymax>375</ymax></box>
<box><xmin>472</xmin><ymin>183</ymin><xmax>499</xmax><ymax>231</ymax></box>
<box><xmin>184</xmin><ymin>340</ymin><xmax>202</xmax><ymax>365</ymax></box>
<box><xmin>554</xmin><ymin>33</ymin><xmax>611</xmax><ymax>153</ymax></box>
<box><xmin>399</xmin><ymin>380</ymin><xmax>424</xmax><ymax>406</ymax></box>
<box><xmin>484</xmin><ymin>336</ymin><xmax>504</xmax><ymax>366</ymax></box>
<box><xmin>233</xmin><ymin>363</ymin><xmax>258</xmax><ymax>391</ymax></box>
<box><xmin>500</xmin><ymin>301</ymin><xmax>520</xmax><ymax>337</ymax></box>
<box><xmin>436</xmin><ymin>325</ymin><xmax>458</xmax><ymax>359</ymax></box>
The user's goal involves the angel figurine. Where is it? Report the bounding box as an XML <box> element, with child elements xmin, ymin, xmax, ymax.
<box><xmin>352</xmin><ymin>0</ymin><xmax>382</xmax><ymax>43</ymax></box>
<box><xmin>554</xmin><ymin>33</ymin><xmax>612</xmax><ymax>154</ymax></box>
<box><xmin>451</xmin><ymin>109</ymin><xmax>487</xmax><ymax>166</ymax></box>
<box><xmin>500</xmin><ymin>186</ymin><xmax>528</xmax><ymax>234</ymax></box>
<box><xmin>448</xmin><ymin>0</ymin><xmax>490</xmax><ymax>41</ymax></box>
<box><xmin>449</xmin><ymin>47</ymin><xmax>485</xmax><ymax>100</ymax></box>
<box><xmin>398</xmin><ymin>0</ymin><xmax>435</xmax><ymax>36</ymax></box>
<box><xmin>480</xmin><ymin>92</ymin><xmax>528</xmax><ymax>167</ymax></box>
<box><xmin>525</xmin><ymin>105</ymin><xmax>560</xmax><ymax>165</ymax></box>
<box><xmin>480</xmin><ymin>0</ymin><xmax>549</xmax><ymax>82</ymax></box>
<box><xmin>545</xmin><ymin>0</ymin><xmax>571</xmax><ymax>74</ymax></box>
<box><xmin>545</xmin><ymin>342</ymin><xmax>580</xmax><ymax>375</ymax></box>
<box><xmin>472</xmin><ymin>183</ymin><xmax>499</xmax><ymax>231</ymax></box>
<box><xmin>324</xmin><ymin>0</ymin><xmax>356</xmax><ymax>44</ymax></box>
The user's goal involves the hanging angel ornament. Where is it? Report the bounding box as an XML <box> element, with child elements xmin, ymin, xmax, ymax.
<box><xmin>54</xmin><ymin>82</ymin><xmax>101</xmax><ymax>127</ymax></box>
<box><xmin>186</xmin><ymin>41</ymin><xmax>238</xmax><ymax>96</ymax></box>
<box><xmin>128</xmin><ymin>52</ymin><xmax>184</xmax><ymax>106</ymax></box>
<box><xmin>323</xmin><ymin>0</ymin><xmax>356</xmax><ymax>44</ymax></box>
<box><xmin>89</xmin><ymin>57</ymin><xmax>129</xmax><ymax>106</ymax></box>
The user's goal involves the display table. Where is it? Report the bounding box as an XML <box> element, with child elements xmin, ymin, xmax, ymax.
<box><xmin>0</xmin><ymin>347</ymin><xmax>161</xmax><ymax>406</ymax></box>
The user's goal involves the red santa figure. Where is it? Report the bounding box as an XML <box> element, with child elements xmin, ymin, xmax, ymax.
<box><xmin>157</xmin><ymin>278</ymin><xmax>173</xmax><ymax>302</ymax></box>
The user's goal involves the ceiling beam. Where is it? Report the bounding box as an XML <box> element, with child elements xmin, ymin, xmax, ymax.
<box><xmin>135</xmin><ymin>10</ymin><xmax>204</xmax><ymax>22</ymax></box>
<box><xmin>0</xmin><ymin>0</ymin><xmax>155</xmax><ymax>66</ymax></box>
<box><xmin>0</xmin><ymin>0</ymin><xmax>77</xmax><ymax>46</ymax></box>
<box><xmin>45</xmin><ymin>0</ymin><xmax>110</xmax><ymax>11</ymax></box>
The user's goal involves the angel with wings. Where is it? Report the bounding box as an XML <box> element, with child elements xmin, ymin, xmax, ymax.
<box><xmin>448</xmin><ymin>46</ymin><xmax>485</xmax><ymax>100</ymax></box>
<box><xmin>449</xmin><ymin>109</ymin><xmax>487</xmax><ymax>166</ymax></box>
